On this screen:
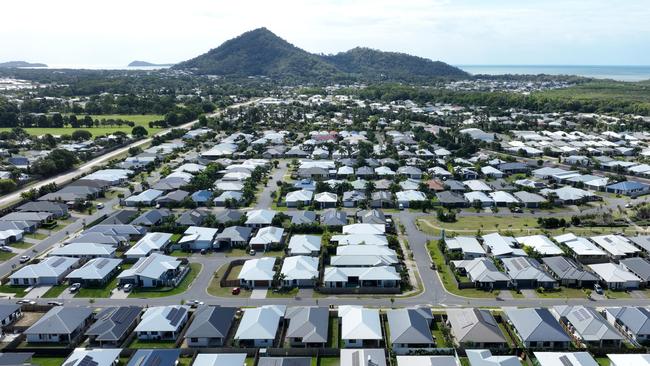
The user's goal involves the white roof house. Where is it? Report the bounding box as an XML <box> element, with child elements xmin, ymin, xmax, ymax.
<box><xmin>590</xmin><ymin>235</ymin><xmax>640</xmax><ymax>258</ymax></box>
<box><xmin>193</xmin><ymin>354</ymin><xmax>247</xmax><ymax>366</ymax></box>
<box><xmin>250</xmin><ymin>227</ymin><xmax>284</xmax><ymax>249</ymax></box>
<box><xmin>63</xmin><ymin>349</ymin><xmax>122</xmax><ymax>366</ymax></box>
<box><xmin>332</xmin><ymin>234</ymin><xmax>388</xmax><ymax>246</ymax></box>
<box><xmin>395</xmin><ymin>190</ymin><xmax>427</xmax><ymax>203</ymax></box>
<box><xmin>534</xmin><ymin>352</ymin><xmax>598</xmax><ymax>366</ymax></box>
<box><xmin>342</xmin><ymin>224</ymin><xmax>385</xmax><ymax>235</ymax></box>
<box><xmin>554</xmin><ymin>234</ymin><xmax>607</xmax><ymax>257</ymax></box>
<box><xmin>465</xmin><ymin>349</ymin><xmax>521</xmax><ymax>366</ymax></box>
<box><xmin>66</xmin><ymin>258</ymin><xmax>122</xmax><ymax>281</ymax></box>
<box><xmin>49</xmin><ymin>242</ymin><xmax>116</xmax><ymax>258</ymax></box>
<box><xmin>516</xmin><ymin>235</ymin><xmax>564</xmax><ymax>256</ymax></box>
<box><xmin>445</xmin><ymin>236</ymin><xmax>486</xmax><ymax>258</ymax></box>
<box><xmin>339</xmin><ymin>306</ymin><xmax>382</xmax><ymax>343</ymax></box>
<box><xmin>489</xmin><ymin>191</ymin><xmax>519</xmax><ymax>204</ymax></box>
<box><xmin>482</xmin><ymin>233</ymin><xmax>526</xmax><ymax>257</ymax></box>
<box><xmin>285</xmin><ymin>190</ymin><xmax>314</xmax><ymax>205</ymax></box>
<box><xmin>324</xmin><ymin>266</ymin><xmax>400</xmax><ymax>284</ymax></box>
<box><xmin>280</xmin><ymin>256</ymin><xmax>318</xmax><ymax>282</ymax></box>
<box><xmin>124</xmin><ymin>189</ymin><xmax>163</xmax><ymax>205</ymax></box>
<box><xmin>607</xmin><ymin>354</ymin><xmax>650</xmax><ymax>366</ymax></box>
<box><xmin>314</xmin><ymin>192</ymin><xmax>338</xmax><ymax>203</ymax></box>
<box><xmin>396</xmin><ymin>356</ymin><xmax>457</xmax><ymax>366</ymax></box>
<box><xmin>9</xmin><ymin>256</ymin><xmax>79</xmax><ymax>285</ymax></box>
<box><xmin>245</xmin><ymin>209</ymin><xmax>277</xmax><ymax>226</ymax></box>
<box><xmin>336</xmin><ymin>245</ymin><xmax>396</xmax><ymax>257</ymax></box>
<box><xmin>588</xmin><ymin>263</ymin><xmax>641</xmax><ymax>289</ymax></box>
<box><xmin>464</xmin><ymin>180</ymin><xmax>493</xmax><ymax>191</ymax></box>
<box><xmin>135</xmin><ymin>305</ymin><xmax>189</xmax><ymax>333</ymax></box>
<box><xmin>234</xmin><ymin>305</ymin><xmax>286</xmax><ymax>342</ymax></box>
<box><xmin>125</xmin><ymin>232</ymin><xmax>173</xmax><ymax>258</ymax></box>
<box><xmin>287</xmin><ymin>235</ymin><xmax>321</xmax><ymax>256</ymax></box>
<box><xmin>178</xmin><ymin>226</ymin><xmax>218</xmax><ymax>250</ymax></box>
<box><xmin>238</xmin><ymin>257</ymin><xmax>275</xmax><ymax>282</ymax></box>
<box><xmin>464</xmin><ymin>191</ymin><xmax>494</xmax><ymax>206</ymax></box>
<box><xmin>117</xmin><ymin>253</ymin><xmax>181</xmax><ymax>285</ymax></box>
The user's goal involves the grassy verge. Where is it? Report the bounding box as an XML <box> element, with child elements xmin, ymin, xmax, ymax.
<box><xmin>267</xmin><ymin>287</ymin><xmax>299</xmax><ymax>298</ymax></box>
<box><xmin>11</xmin><ymin>241</ymin><xmax>34</xmax><ymax>249</ymax></box>
<box><xmin>0</xmin><ymin>284</ymin><xmax>27</xmax><ymax>298</ymax></box>
<box><xmin>42</xmin><ymin>284</ymin><xmax>68</xmax><ymax>298</ymax></box>
<box><xmin>130</xmin><ymin>263</ymin><xmax>201</xmax><ymax>298</ymax></box>
<box><xmin>536</xmin><ymin>287</ymin><xmax>587</xmax><ymax>299</ymax></box>
<box><xmin>25</xmin><ymin>232</ymin><xmax>48</xmax><ymax>240</ymax></box>
<box><xmin>225</xmin><ymin>248</ymin><xmax>284</xmax><ymax>258</ymax></box>
<box><xmin>319</xmin><ymin>357</ymin><xmax>340</xmax><ymax>366</ymax></box>
<box><xmin>0</xmin><ymin>252</ymin><xmax>17</xmax><ymax>261</ymax></box>
<box><xmin>432</xmin><ymin>320</ymin><xmax>449</xmax><ymax>347</ymax></box>
<box><xmin>606</xmin><ymin>289</ymin><xmax>632</xmax><ymax>299</ymax></box>
<box><xmin>207</xmin><ymin>264</ymin><xmax>251</xmax><ymax>298</ymax></box>
<box><xmin>31</xmin><ymin>357</ymin><xmax>66</xmax><ymax>366</ymax></box>
<box><xmin>128</xmin><ymin>339</ymin><xmax>177</xmax><ymax>349</ymax></box>
<box><xmin>76</xmin><ymin>276</ymin><xmax>119</xmax><ymax>298</ymax></box>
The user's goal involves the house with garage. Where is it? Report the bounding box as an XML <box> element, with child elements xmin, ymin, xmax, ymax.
<box><xmin>184</xmin><ymin>305</ymin><xmax>237</xmax><ymax>347</ymax></box>
<box><xmin>321</xmin><ymin>209</ymin><xmax>347</xmax><ymax>227</ymax></box>
<box><xmin>619</xmin><ymin>257</ymin><xmax>650</xmax><ymax>285</ymax></box>
<box><xmin>516</xmin><ymin>235</ymin><xmax>564</xmax><ymax>256</ymax></box>
<box><xmin>513</xmin><ymin>191</ymin><xmax>547</xmax><ymax>208</ymax></box>
<box><xmin>503</xmin><ymin>307</ymin><xmax>571</xmax><ymax>349</ymax></box>
<box><xmin>588</xmin><ymin>263</ymin><xmax>641</xmax><ymax>290</ymax></box>
<box><xmin>126</xmin><ymin>350</ymin><xmax>180</xmax><ymax>366</ymax></box>
<box><xmin>501</xmin><ymin>257</ymin><xmax>557</xmax><ymax>289</ymax></box>
<box><xmin>250</xmin><ymin>226</ymin><xmax>284</xmax><ymax>252</ymax></box>
<box><xmin>234</xmin><ymin>305</ymin><xmax>286</xmax><ymax>347</ymax></box>
<box><xmin>285</xmin><ymin>190</ymin><xmax>314</xmax><ymax>207</ymax></box>
<box><xmin>288</xmin><ymin>211</ymin><xmax>318</xmax><ymax>226</ymax></box>
<box><xmin>342</xmin><ymin>190</ymin><xmax>366</xmax><ymax>208</ymax></box>
<box><xmin>9</xmin><ymin>256</ymin><xmax>79</xmax><ymax>286</ymax></box>
<box><xmin>131</xmin><ymin>209</ymin><xmax>171</xmax><ymax>226</ymax></box>
<box><xmin>124</xmin><ymin>189</ymin><xmax>164</xmax><ymax>206</ymax></box>
<box><xmin>553</xmin><ymin>305</ymin><xmax>624</xmax><ymax>348</ymax></box>
<box><xmin>339</xmin><ymin>306</ymin><xmax>383</xmax><ymax>348</ymax></box>
<box><xmin>215</xmin><ymin>226</ymin><xmax>252</xmax><ymax>248</ymax></box>
<box><xmin>541</xmin><ymin>256</ymin><xmax>598</xmax><ymax>288</ymax></box>
<box><xmin>85</xmin><ymin>306</ymin><xmax>141</xmax><ymax>347</ymax></box>
<box><xmin>124</xmin><ymin>232</ymin><xmax>173</xmax><ymax>259</ymax></box>
<box><xmin>285</xmin><ymin>306</ymin><xmax>329</xmax><ymax>348</ymax></box>
<box><xmin>387</xmin><ymin>307</ymin><xmax>435</xmax><ymax>354</ymax></box>
<box><xmin>553</xmin><ymin>233</ymin><xmax>608</xmax><ymax>264</ymax></box>
<box><xmin>24</xmin><ymin>306</ymin><xmax>93</xmax><ymax>344</ymax></box>
<box><xmin>466</xmin><ymin>350</ymin><xmax>520</xmax><ymax>366</ymax></box>
<box><xmin>590</xmin><ymin>234</ymin><xmax>640</xmax><ymax>260</ymax></box>
<box><xmin>395</xmin><ymin>190</ymin><xmax>427</xmax><ymax>208</ymax></box>
<box><xmin>17</xmin><ymin>201</ymin><xmax>68</xmax><ymax>218</ymax></box>
<box><xmin>445</xmin><ymin>236</ymin><xmax>486</xmax><ymax>259</ymax></box>
<box><xmin>446</xmin><ymin>308</ymin><xmax>507</xmax><ymax>349</ymax></box>
<box><xmin>238</xmin><ymin>257</ymin><xmax>276</xmax><ymax>288</ymax></box>
<box><xmin>323</xmin><ymin>266</ymin><xmax>400</xmax><ymax>289</ymax></box>
<box><xmin>280</xmin><ymin>256</ymin><xmax>319</xmax><ymax>287</ymax></box>
<box><xmin>314</xmin><ymin>192</ymin><xmax>338</xmax><ymax>209</ymax></box>
<box><xmin>287</xmin><ymin>235</ymin><xmax>321</xmax><ymax>256</ymax></box>
<box><xmin>451</xmin><ymin>258</ymin><xmax>510</xmax><ymax>290</ymax></box>
<box><xmin>49</xmin><ymin>242</ymin><xmax>116</xmax><ymax>259</ymax></box>
<box><xmin>178</xmin><ymin>226</ymin><xmax>218</xmax><ymax>251</ymax></box>
<box><xmin>117</xmin><ymin>253</ymin><xmax>184</xmax><ymax>288</ymax></box>
<box><xmin>604</xmin><ymin>307</ymin><xmax>650</xmax><ymax>344</ymax></box>
<box><xmin>135</xmin><ymin>305</ymin><xmax>189</xmax><ymax>341</ymax></box>
<box><xmin>66</xmin><ymin>258</ymin><xmax>122</xmax><ymax>287</ymax></box>
<box><xmin>481</xmin><ymin>232</ymin><xmax>527</xmax><ymax>258</ymax></box>
<box><xmin>245</xmin><ymin>209</ymin><xmax>277</xmax><ymax>228</ymax></box>
<box><xmin>61</xmin><ymin>347</ymin><xmax>121</xmax><ymax>366</ymax></box>
<box><xmin>193</xmin><ymin>354</ymin><xmax>247</xmax><ymax>366</ymax></box>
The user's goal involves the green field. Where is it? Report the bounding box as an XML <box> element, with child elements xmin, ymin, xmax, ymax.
<box><xmin>0</xmin><ymin>114</ymin><xmax>164</xmax><ymax>137</ymax></box>
<box><xmin>540</xmin><ymin>81</ymin><xmax>650</xmax><ymax>103</ymax></box>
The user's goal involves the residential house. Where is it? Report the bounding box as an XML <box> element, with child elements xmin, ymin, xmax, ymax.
<box><xmin>86</xmin><ymin>306</ymin><xmax>141</xmax><ymax>347</ymax></box>
<box><xmin>215</xmin><ymin>226</ymin><xmax>252</xmax><ymax>248</ymax></box>
<box><xmin>178</xmin><ymin>226</ymin><xmax>218</xmax><ymax>251</ymax></box>
<box><xmin>124</xmin><ymin>189</ymin><xmax>164</xmax><ymax>206</ymax></box>
<box><xmin>314</xmin><ymin>192</ymin><xmax>338</xmax><ymax>209</ymax></box>
<box><xmin>184</xmin><ymin>305</ymin><xmax>237</xmax><ymax>347</ymax></box>
<box><xmin>339</xmin><ymin>306</ymin><xmax>383</xmax><ymax>348</ymax></box>
<box><xmin>176</xmin><ymin>210</ymin><xmax>207</xmax><ymax>226</ymax></box>
<box><xmin>124</xmin><ymin>232</ymin><xmax>172</xmax><ymax>259</ymax></box>
<box><xmin>245</xmin><ymin>209</ymin><xmax>277</xmax><ymax>228</ymax></box>
<box><xmin>66</xmin><ymin>258</ymin><xmax>122</xmax><ymax>287</ymax></box>
<box><xmin>340</xmin><ymin>350</ymin><xmax>386</xmax><ymax>366</ymax></box>
<box><xmin>250</xmin><ymin>226</ymin><xmax>284</xmax><ymax>252</ymax></box>
<box><xmin>446</xmin><ymin>308</ymin><xmax>507</xmax><ymax>349</ymax></box>
<box><xmin>553</xmin><ymin>234</ymin><xmax>608</xmax><ymax>264</ymax></box>
<box><xmin>504</xmin><ymin>307</ymin><xmax>570</xmax><ymax>349</ymax></box>
<box><xmin>553</xmin><ymin>305</ymin><xmax>624</xmax><ymax>348</ymax></box>
<box><xmin>131</xmin><ymin>209</ymin><xmax>171</xmax><ymax>226</ymax></box>
<box><xmin>604</xmin><ymin>307</ymin><xmax>650</xmax><ymax>344</ymax></box>
<box><xmin>193</xmin><ymin>354</ymin><xmax>247</xmax><ymax>366</ymax></box>
<box><xmin>135</xmin><ymin>305</ymin><xmax>189</xmax><ymax>341</ymax></box>
<box><xmin>451</xmin><ymin>258</ymin><xmax>510</xmax><ymax>290</ymax></box>
<box><xmin>234</xmin><ymin>305</ymin><xmax>286</xmax><ymax>347</ymax></box>
<box><xmin>286</xmin><ymin>190</ymin><xmax>314</xmax><ymax>207</ymax></box>
<box><xmin>285</xmin><ymin>306</ymin><xmax>329</xmax><ymax>348</ymax></box>
<box><xmin>395</xmin><ymin>190</ymin><xmax>427</xmax><ymax>208</ymax></box>
<box><xmin>24</xmin><ymin>306</ymin><xmax>93</xmax><ymax>344</ymax></box>
<box><xmin>287</xmin><ymin>235</ymin><xmax>321</xmax><ymax>256</ymax></box>
<box><xmin>445</xmin><ymin>236</ymin><xmax>486</xmax><ymax>259</ymax></box>
<box><xmin>541</xmin><ymin>256</ymin><xmax>598</xmax><ymax>288</ymax></box>
<box><xmin>49</xmin><ymin>242</ymin><xmax>116</xmax><ymax>259</ymax></box>
<box><xmin>280</xmin><ymin>256</ymin><xmax>319</xmax><ymax>287</ymax></box>
<box><xmin>323</xmin><ymin>266</ymin><xmax>400</xmax><ymax>289</ymax></box>
<box><xmin>588</xmin><ymin>263</ymin><xmax>641</xmax><ymax>290</ymax></box>
<box><xmin>62</xmin><ymin>349</ymin><xmax>121</xmax><ymax>366</ymax></box>
<box><xmin>238</xmin><ymin>257</ymin><xmax>276</xmax><ymax>288</ymax></box>
<box><xmin>321</xmin><ymin>210</ymin><xmax>347</xmax><ymax>227</ymax></box>
<box><xmin>395</xmin><ymin>356</ymin><xmax>457</xmax><ymax>366</ymax></box>
<box><xmin>534</xmin><ymin>352</ymin><xmax>598</xmax><ymax>366</ymax></box>
<box><xmin>387</xmin><ymin>308</ymin><xmax>435</xmax><ymax>353</ymax></box>
<box><xmin>9</xmin><ymin>256</ymin><xmax>79</xmax><ymax>286</ymax></box>
<box><xmin>117</xmin><ymin>253</ymin><xmax>184</xmax><ymax>288</ymax></box>
<box><xmin>17</xmin><ymin>201</ymin><xmax>68</xmax><ymax>218</ymax></box>
<box><xmin>126</xmin><ymin>350</ymin><xmax>180</xmax><ymax>366</ymax></box>
<box><xmin>0</xmin><ymin>304</ymin><xmax>22</xmax><ymax>328</ymax></box>
<box><xmin>465</xmin><ymin>350</ymin><xmax>521</xmax><ymax>366</ymax></box>
<box><xmin>619</xmin><ymin>257</ymin><xmax>650</xmax><ymax>285</ymax></box>
<box><xmin>501</xmin><ymin>257</ymin><xmax>557</xmax><ymax>289</ymax></box>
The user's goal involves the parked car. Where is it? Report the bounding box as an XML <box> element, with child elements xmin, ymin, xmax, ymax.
<box><xmin>47</xmin><ymin>301</ymin><xmax>63</xmax><ymax>306</ymax></box>
<box><xmin>0</xmin><ymin>246</ymin><xmax>12</xmax><ymax>253</ymax></box>
<box><xmin>188</xmin><ymin>300</ymin><xmax>204</xmax><ymax>308</ymax></box>
<box><xmin>16</xmin><ymin>299</ymin><xmax>36</xmax><ymax>305</ymax></box>
<box><xmin>96</xmin><ymin>202</ymin><xmax>105</xmax><ymax>209</ymax></box>
<box><xmin>594</xmin><ymin>283</ymin><xmax>603</xmax><ymax>295</ymax></box>
<box><xmin>122</xmin><ymin>284</ymin><xmax>133</xmax><ymax>292</ymax></box>
<box><xmin>19</xmin><ymin>255</ymin><xmax>31</xmax><ymax>263</ymax></box>
<box><xmin>69</xmin><ymin>283</ymin><xmax>81</xmax><ymax>293</ymax></box>
<box><xmin>231</xmin><ymin>287</ymin><xmax>241</xmax><ymax>295</ymax></box>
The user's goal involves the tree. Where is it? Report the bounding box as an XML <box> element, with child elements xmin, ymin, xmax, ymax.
<box><xmin>0</xmin><ymin>179</ymin><xmax>17</xmax><ymax>194</ymax></box>
<box><xmin>132</xmin><ymin>125</ymin><xmax>148</xmax><ymax>137</ymax></box>
<box><xmin>71</xmin><ymin>130</ymin><xmax>92</xmax><ymax>141</ymax></box>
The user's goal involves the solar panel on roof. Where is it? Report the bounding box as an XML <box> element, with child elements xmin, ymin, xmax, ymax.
<box><xmin>77</xmin><ymin>356</ymin><xmax>99</xmax><ymax>366</ymax></box>
<box><xmin>573</xmin><ymin>310</ymin><xmax>585</xmax><ymax>322</ymax></box>
<box><xmin>166</xmin><ymin>307</ymin><xmax>185</xmax><ymax>326</ymax></box>
<box><xmin>559</xmin><ymin>355</ymin><xmax>574</xmax><ymax>366</ymax></box>
<box><xmin>578</xmin><ymin>308</ymin><xmax>591</xmax><ymax>320</ymax></box>
<box><xmin>51</xmin><ymin>257</ymin><xmax>66</xmax><ymax>267</ymax></box>
<box><xmin>113</xmin><ymin>307</ymin><xmax>131</xmax><ymax>323</ymax></box>
<box><xmin>96</xmin><ymin>259</ymin><xmax>109</xmax><ymax>269</ymax></box>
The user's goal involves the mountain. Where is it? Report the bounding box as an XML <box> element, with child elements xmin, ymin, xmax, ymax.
<box><xmin>323</xmin><ymin>47</ymin><xmax>467</xmax><ymax>79</ymax></box>
<box><xmin>0</xmin><ymin>61</ymin><xmax>47</xmax><ymax>68</ymax></box>
<box><xmin>173</xmin><ymin>28</ymin><xmax>467</xmax><ymax>81</ymax></box>
<box><xmin>173</xmin><ymin>28</ymin><xmax>341</xmax><ymax>80</ymax></box>
<box><xmin>128</xmin><ymin>60</ymin><xmax>174</xmax><ymax>67</ymax></box>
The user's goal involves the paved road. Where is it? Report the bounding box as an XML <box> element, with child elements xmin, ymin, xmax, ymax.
<box><xmin>0</xmin><ymin>99</ymin><xmax>260</xmax><ymax>209</ymax></box>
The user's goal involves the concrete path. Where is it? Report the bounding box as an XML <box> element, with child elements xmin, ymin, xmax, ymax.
<box><xmin>24</xmin><ymin>285</ymin><xmax>51</xmax><ymax>299</ymax></box>
<box><xmin>250</xmin><ymin>289</ymin><xmax>267</xmax><ymax>299</ymax></box>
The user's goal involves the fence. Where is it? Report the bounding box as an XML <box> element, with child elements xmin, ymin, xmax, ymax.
<box><xmin>220</xmin><ymin>259</ymin><xmax>247</xmax><ymax>288</ymax></box>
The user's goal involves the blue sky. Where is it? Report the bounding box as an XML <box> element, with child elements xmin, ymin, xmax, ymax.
<box><xmin>1</xmin><ymin>0</ymin><xmax>649</xmax><ymax>66</ymax></box>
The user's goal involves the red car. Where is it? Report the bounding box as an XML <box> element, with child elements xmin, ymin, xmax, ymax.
<box><xmin>231</xmin><ymin>287</ymin><xmax>241</xmax><ymax>295</ymax></box>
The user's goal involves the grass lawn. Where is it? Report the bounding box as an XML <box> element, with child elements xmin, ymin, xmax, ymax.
<box><xmin>76</xmin><ymin>276</ymin><xmax>120</xmax><ymax>298</ymax></box>
<box><xmin>0</xmin><ymin>284</ymin><xmax>27</xmax><ymax>298</ymax></box>
<box><xmin>25</xmin><ymin>232</ymin><xmax>48</xmax><ymax>240</ymax></box>
<box><xmin>225</xmin><ymin>248</ymin><xmax>284</xmax><ymax>258</ymax></box>
<box><xmin>267</xmin><ymin>287</ymin><xmax>299</xmax><ymax>298</ymax></box>
<box><xmin>537</xmin><ymin>287</ymin><xmax>587</xmax><ymax>299</ymax></box>
<box><xmin>42</xmin><ymin>284</ymin><xmax>68</xmax><ymax>298</ymax></box>
<box><xmin>11</xmin><ymin>241</ymin><xmax>34</xmax><ymax>249</ymax></box>
<box><xmin>606</xmin><ymin>289</ymin><xmax>632</xmax><ymax>299</ymax></box>
<box><xmin>432</xmin><ymin>321</ymin><xmax>449</xmax><ymax>347</ymax></box>
<box><xmin>0</xmin><ymin>251</ymin><xmax>17</xmax><ymax>261</ymax></box>
<box><xmin>426</xmin><ymin>241</ymin><xmax>498</xmax><ymax>298</ymax></box>
<box><xmin>170</xmin><ymin>233</ymin><xmax>182</xmax><ymax>243</ymax></box>
<box><xmin>31</xmin><ymin>357</ymin><xmax>66</xmax><ymax>366</ymax></box>
<box><xmin>594</xmin><ymin>357</ymin><xmax>610</xmax><ymax>366</ymax></box>
<box><xmin>327</xmin><ymin>317</ymin><xmax>339</xmax><ymax>348</ymax></box>
<box><xmin>128</xmin><ymin>339</ymin><xmax>177</xmax><ymax>349</ymax></box>
<box><xmin>498</xmin><ymin>322</ymin><xmax>519</xmax><ymax>347</ymax></box>
<box><xmin>0</xmin><ymin>114</ymin><xmax>164</xmax><ymax>137</ymax></box>
<box><xmin>319</xmin><ymin>358</ymin><xmax>340</xmax><ymax>366</ymax></box>
<box><xmin>245</xmin><ymin>358</ymin><xmax>255</xmax><ymax>366</ymax></box>
<box><xmin>207</xmin><ymin>264</ymin><xmax>251</xmax><ymax>298</ymax></box>
<box><xmin>129</xmin><ymin>263</ymin><xmax>201</xmax><ymax>298</ymax></box>
<box><xmin>509</xmin><ymin>290</ymin><xmax>525</xmax><ymax>299</ymax></box>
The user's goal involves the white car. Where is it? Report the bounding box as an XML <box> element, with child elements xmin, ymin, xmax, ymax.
<box><xmin>19</xmin><ymin>255</ymin><xmax>31</xmax><ymax>263</ymax></box>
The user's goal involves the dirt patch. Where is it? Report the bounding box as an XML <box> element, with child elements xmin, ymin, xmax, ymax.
<box><xmin>14</xmin><ymin>312</ymin><xmax>45</xmax><ymax>327</ymax></box>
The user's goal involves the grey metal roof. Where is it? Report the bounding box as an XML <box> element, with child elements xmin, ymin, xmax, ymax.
<box><xmin>605</xmin><ymin>307</ymin><xmax>650</xmax><ymax>337</ymax></box>
<box><xmin>288</xmin><ymin>211</ymin><xmax>317</xmax><ymax>225</ymax></box>
<box><xmin>502</xmin><ymin>257</ymin><xmax>556</xmax><ymax>283</ymax></box>
<box><xmin>542</xmin><ymin>256</ymin><xmax>598</xmax><ymax>282</ymax></box>
<box><xmin>620</xmin><ymin>257</ymin><xmax>650</xmax><ymax>281</ymax></box>
<box><xmin>126</xmin><ymin>350</ymin><xmax>180</xmax><ymax>366</ymax></box>
<box><xmin>216</xmin><ymin>226</ymin><xmax>252</xmax><ymax>242</ymax></box>
<box><xmin>0</xmin><ymin>353</ymin><xmax>34</xmax><ymax>366</ymax></box>
<box><xmin>213</xmin><ymin>209</ymin><xmax>244</xmax><ymax>224</ymax></box>
<box><xmin>0</xmin><ymin>304</ymin><xmax>21</xmax><ymax>322</ymax></box>
<box><xmin>176</xmin><ymin>209</ymin><xmax>207</xmax><ymax>226</ymax></box>
<box><xmin>285</xmin><ymin>306</ymin><xmax>328</xmax><ymax>343</ymax></box>
<box><xmin>258</xmin><ymin>358</ymin><xmax>311</xmax><ymax>366</ymax></box>
<box><xmin>131</xmin><ymin>209</ymin><xmax>171</xmax><ymax>226</ymax></box>
<box><xmin>184</xmin><ymin>305</ymin><xmax>236</xmax><ymax>338</ymax></box>
<box><xmin>446</xmin><ymin>308</ymin><xmax>506</xmax><ymax>344</ymax></box>
<box><xmin>25</xmin><ymin>307</ymin><xmax>93</xmax><ymax>335</ymax></box>
<box><xmin>320</xmin><ymin>209</ymin><xmax>347</xmax><ymax>226</ymax></box>
<box><xmin>66</xmin><ymin>258</ymin><xmax>122</xmax><ymax>280</ymax></box>
<box><xmin>85</xmin><ymin>306</ymin><xmax>141</xmax><ymax>342</ymax></box>
<box><xmin>504</xmin><ymin>307</ymin><xmax>570</xmax><ymax>343</ymax></box>
<box><xmin>387</xmin><ymin>308</ymin><xmax>434</xmax><ymax>344</ymax></box>
<box><xmin>554</xmin><ymin>305</ymin><xmax>623</xmax><ymax>342</ymax></box>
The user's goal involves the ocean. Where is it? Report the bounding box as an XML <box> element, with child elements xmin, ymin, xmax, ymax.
<box><xmin>457</xmin><ymin>65</ymin><xmax>650</xmax><ymax>82</ymax></box>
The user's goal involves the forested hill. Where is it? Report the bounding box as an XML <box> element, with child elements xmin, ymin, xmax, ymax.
<box><xmin>323</xmin><ymin>47</ymin><xmax>468</xmax><ymax>80</ymax></box>
<box><xmin>173</xmin><ymin>28</ymin><xmax>467</xmax><ymax>81</ymax></box>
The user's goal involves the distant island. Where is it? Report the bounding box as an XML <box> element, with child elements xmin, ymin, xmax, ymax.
<box><xmin>0</xmin><ymin>61</ymin><xmax>48</xmax><ymax>68</ymax></box>
<box><xmin>128</xmin><ymin>60</ymin><xmax>174</xmax><ymax>67</ymax></box>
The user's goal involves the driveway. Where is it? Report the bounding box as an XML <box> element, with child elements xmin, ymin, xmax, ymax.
<box><xmin>110</xmin><ymin>289</ymin><xmax>130</xmax><ymax>299</ymax></box>
<box><xmin>58</xmin><ymin>288</ymin><xmax>77</xmax><ymax>299</ymax></box>
<box><xmin>24</xmin><ymin>285</ymin><xmax>52</xmax><ymax>299</ymax></box>
<box><xmin>250</xmin><ymin>289</ymin><xmax>267</xmax><ymax>299</ymax></box>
